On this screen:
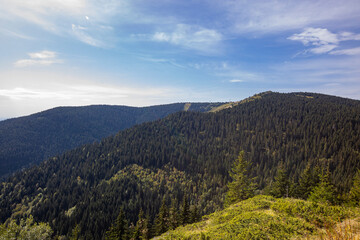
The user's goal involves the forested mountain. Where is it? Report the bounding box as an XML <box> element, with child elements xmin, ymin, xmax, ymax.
<box><xmin>1</xmin><ymin>91</ymin><xmax>360</xmax><ymax>239</ymax></box>
<box><xmin>0</xmin><ymin>102</ymin><xmax>221</xmax><ymax>178</ymax></box>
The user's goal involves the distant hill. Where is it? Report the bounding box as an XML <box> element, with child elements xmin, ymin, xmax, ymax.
<box><xmin>0</xmin><ymin>102</ymin><xmax>222</xmax><ymax>178</ymax></box>
<box><xmin>157</xmin><ymin>195</ymin><xmax>360</xmax><ymax>239</ymax></box>
<box><xmin>1</xmin><ymin>92</ymin><xmax>360</xmax><ymax>239</ymax></box>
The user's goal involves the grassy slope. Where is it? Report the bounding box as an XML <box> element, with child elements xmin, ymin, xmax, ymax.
<box><xmin>156</xmin><ymin>195</ymin><xmax>360</xmax><ymax>240</ymax></box>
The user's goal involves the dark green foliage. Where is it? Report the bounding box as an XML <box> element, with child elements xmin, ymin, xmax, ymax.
<box><xmin>168</xmin><ymin>199</ymin><xmax>180</xmax><ymax>230</ymax></box>
<box><xmin>224</xmin><ymin>151</ymin><xmax>256</xmax><ymax>206</ymax></box>
<box><xmin>308</xmin><ymin>172</ymin><xmax>336</xmax><ymax>204</ymax></box>
<box><xmin>295</xmin><ymin>164</ymin><xmax>321</xmax><ymax>199</ymax></box>
<box><xmin>153</xmin><ymin>199</ymin><xmax>169</xmax><ymax>236</ymax></box>
<box><xmin>0</xmin><ymin>103</ymin><xmax>222</xmax><ymax>178</ymax></box>
<box><xmin>349</xmin><ymin>169</ymin><xmax>360</xmax><ymax>206</ymax></box>
<box><xmin>190</xmin><ymin>205</ymin><xmax>200</xmax><ymax>223</ymax></box>
<box><xmin>105</xmin><ymin>210</ymin><xmax>129</xmax><ymax>240</ymax></box>
<box><xmin>132</xmin><ymin>209</ymin><xmax>150</xmax><ymax>240</ymax></box>
<box><xmin>1</xmin><ymin>92</ymin><xmax>360</xmax><ymax>238</ymax></box>
<box><xmin>270</xmin><ymin>165</ymin><xmax>290</xmax><ymax>198</ymax></box>
<box><xmin>180</xmin><ymin>195</ymin><xmax>191</xmax><ymax>225</ymax></box>
<box><xmin>70</xmin><ymin>224</ymin><xmax>81</xmax><ymax>240</ymax></box>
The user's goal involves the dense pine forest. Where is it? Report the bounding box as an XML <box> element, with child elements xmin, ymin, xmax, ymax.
<box><xmin>0</xmin><ymin>102</ymin><xmax>221</xmax><ymax>179</ymax></box>
<box><xmin>1</xmin><ymin>91</ymin><xmax>360</xmax><ymax>239</ymax></box>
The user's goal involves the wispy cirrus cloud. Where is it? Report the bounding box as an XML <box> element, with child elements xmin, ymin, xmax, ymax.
<box><xmin>330</xmin><ymin>47</ymin><xmax>360</xmax><ymax>56</ymax></box>
<box><xmin>0</xmin><ymin>0</ymin><xmax>123</xmax><ymax>47</ymax></box>
<box><xmin>218</xmin><ymin>0</ymin><xmax>360</xmax><ymax>34</ymax></box>
<box><xmin>152</xmin><ymin>24</ymin><xmax>222</xmax><ymax>54</ymax></box>
<box><xmin>71</xmin><ymin>24</ymin><xmax>107</xmax><ymax>48</ymax></box>
<box><xmin>288</xmin><ymin>28</ymin><xmax>360</xmax><ymax>55</ymax></box>
<box><xmin>14</xmin><ymin>50</ymin><xmax>62</xmax><ymax>67</ymax></box>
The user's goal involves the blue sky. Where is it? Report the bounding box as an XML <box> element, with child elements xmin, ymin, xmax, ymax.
<box><xmin>1</xmin><ymin>0</ymin><xmax>360</xmax><ymax>119</ymax></box>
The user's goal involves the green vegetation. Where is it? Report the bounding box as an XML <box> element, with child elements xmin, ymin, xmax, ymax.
<box><xmin>157</xmin><ymin>195</ymin><xmax>359</xmax><ymax>240</ymax></box>
<box><xmin>0</xmin><ymin>215</ymin><xmax>52</xmax><ymax>240</ymax></box>
<box><xmin>1</xmin><ymin>92</ymin><xmax>360</xmax><ymax>239</ymax></box>
<box><xmin>224</xmin><ymin>151</ymin><xmax>256</xmax><ymax>206</ymax></box>
<box><xmin>0</xmin><ymin>102</ymin><xmax>222</xmax><ymax>178</ymax></box>
<box><xmin>308</xmin><ymin>172</ymin><xmax>336</xmax><ymax>205</ymax></box>
<box><xmin>348</xmin><ymin>169</ymin><xmax>360</xmax><ymax>207</ymax></box>
<box><xmin>270</xmin><ymin>165</ymin><xmax>290</xmax><ymax>198</ymax></box>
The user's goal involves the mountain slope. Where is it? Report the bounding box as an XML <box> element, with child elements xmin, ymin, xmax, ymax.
<box><xmin>157</xmin><ymin>195</ymin><xmax>360</xmax><ymax>239</ymax></box>
<box><xmin>0</xmin><ymin>102</ymin><xmax>222</xmax><ymax>178</ymax></box>
<box><xmin>1</xmin><ymin>92</ymin><xmax>360</xmax><ymax>239</ymax></box>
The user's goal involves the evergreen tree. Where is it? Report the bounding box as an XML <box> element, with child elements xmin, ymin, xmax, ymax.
<box><xmin>153</xmin><ymin>199</ymin><xmax>168</xmax><ymax>236</ymax></box>
<box><xmin>132</xmin><ymin>209</ymin><xmax>147</xmax><ymax>240</ymax></box>
<box><xmin>69</xmin><ymin>224</ymin><xmax>81</xmax><ymax>240</ymax></box>
<box><xmin>308</xmin><ymin>171</ymin><xmax>336</xmax><ymax>205</ymax></box>
<box><xmin>296</xmin><ymin>164</ymin><xmax>320</xmax><ymax>199</ymax></box>
<box><xmin>168</xmin><ymin>198</ymin><xmax>179</xmax><ymax>230</ymax></box>
<box><xmin>348</xmin><ymin>169</ymin><xmax>360</xmax><ymax>206</ymax></box>
<box><xmin>225</xmin><ymin>151</ymin><xmax>256</xmax><ymax>206</ymax></box>
<box><xmin>190</xmin><ymin>205</ymin><xmax>200</xmax><ymax>223</ymax></box>
<box><xmin>271</xmin><ymin>165</ymin><xmax>290</xmax><ymax>198</ymax></box>
<box><xmin>143</xmin><ymin>215</ymin><xmax>151</xmax><ymax>240</ymax></box>
<box><xmin>180</xmin><ymin>194</ymin><xmax>190</xmax><ymax>225</ymax></box>
<box><xmin>105</xmin><ymin>209</ymin><xmax>128</xmax><ymax>240</ymax></box>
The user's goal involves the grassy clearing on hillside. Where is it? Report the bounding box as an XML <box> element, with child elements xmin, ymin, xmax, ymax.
<box><xmin>156</xmin><ymin>195</ymin><xmax>360</xmax><ymax>240</ymax></box>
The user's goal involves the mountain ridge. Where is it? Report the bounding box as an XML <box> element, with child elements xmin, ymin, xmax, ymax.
<box><xmin>1</xmin><ymin>91</ymin><xmax>360</xmax><ymax>239</ymax></box>
<box><xmin>0</xmin><ymin>102</ymin><xmax>223</xmax><ymax>178</ymax></box>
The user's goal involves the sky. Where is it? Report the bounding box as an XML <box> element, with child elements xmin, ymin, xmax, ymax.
<box><xmin>0</xmin><ymin>0</ymin><xmax>360</xmax><ymax>119</ymax></box>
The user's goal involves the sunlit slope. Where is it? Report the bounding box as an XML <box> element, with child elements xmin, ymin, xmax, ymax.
<box><xmin>157</xmin><ymin>195</ymin><xmax>360</xmax><ymax>240</ymax></box>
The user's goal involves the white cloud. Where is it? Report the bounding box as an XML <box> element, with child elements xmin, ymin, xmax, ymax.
<box><xmin>310</xmin><ymin>44</ymin><xmax>338</xmax><ymax>54</ymax></box>
<box><xmin>0</xmin><ymin>0</ymin><xmax>124</xmax><ymax>47</ymax></box>
<box><xmin>288</xmin><ymin>28</ymin><xmax>360</xmax><ymax>55</ymax></box>
<box><xmin>14</xmin><ymin>50</ymin><xmax>62</xmax><ymax>67</ymax></box>
<box><xmin>152</xmin><ymin>24</ymin><xmax>222</xmax><ymax>54</ymax></box>
<box><xmin>229</xmin><ymin>79</ymin><xmax>243</xmax><ymax>83</ymax></box>
<box><xmin>0</xmin><ymin>85</ymin><xmax>169</xmax><ymax>101</ymax></box>
<box><xmin>219</xmin><ymin>0</ymin><xmax>360</xmax><ymax>34</ymax></box>
<box><xmin>0</xmin><ymin>29</ymin><xmax>34</xmax><ymax>40</ymax></box>
<box><xmin>288</xmin><ymin>28</ymin><xmax>339</xmax><ymax>46</ymax></box>
<box><xmin>71</xmin><ymin>24</ymin><xmax>105</xmax><ymax>47</ymax></box>
<box><xmin>28</xmin><ymin>50</ymin><xmax>57</xmax><ymax>59</ymax></box>
<box><xmin>0</xmin><ymin>70</ymin><xmax>184</xmax><ymax>118</ymax></box>
<box><xmin>330</xmin><ymin>47</ymin><xmax>360</xmax><ymax>56</ymax></box>
<box><xmin>339</xmin><ymin>32</ymin><xmax>360</xmax><ymax>41</ymax></box>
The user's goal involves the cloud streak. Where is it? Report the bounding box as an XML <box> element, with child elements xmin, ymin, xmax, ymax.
<box><xmin>152</xmin><ymin>24</ymin><xmax>222</xmax><ymax>54</ymax></box>
<box><xmin>288</xmin><ymin>28</ymin><xmax>360</xmax><ymax>55</ymax></box>
<box><xmin>219</xmin><ymin>0</ymin><xmax>360</xmax><ymax>34</ymax></box>
<box><xmin>14</xmin><ymin>51</ymin><xmax>62</xmax><ymax>67</ymax></box>
<box><xmin>330</xmin><ymin>47</ymin><xmax>360</xmax><ymax>56</ymax></box>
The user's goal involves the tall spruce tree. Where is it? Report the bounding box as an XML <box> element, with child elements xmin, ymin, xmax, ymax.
<box><xmin>132</xmin><ymin>209</ymin><xmax>150</xmax><ymax>240</ymax></box>
<box><xmin>180</xmin><ymin>194</ymin><xmax>190</xmax><ymax>225</ymax></box>
<box><xmin>190</xmin><ymin>205</ymin><xmax>200</xmax><ymax>223</ymax></box>
<box><xmin>296</xmin><ymin>164</ymin><xmax>320</xmax><ymax>199</ymax></box>
<box><xmin>308</xmin><ymin>171</ymin><xmax>336</xmax><ymax>205</ymax></box>
<box><xmin>153</xmin><ymin>199</ymin><xmax>168</xmax><ymax>236</ymax></box>
<box><xmin>224</xmin><ymin>151</ymin><xmax>256</xmax><ymax>206</ymax></box>
<box><xmin>105</xmin><ymin>209</ymin><xmax>128</xmax><ymax>240</ymax></box>
<box><xmin>168</xmin><ymin>198</ymin><xmax>179</xmax><ymax>230</ymax></box>
<box><xmin>271</xmin><ymin>165</ymin><xmax>290</xmax><ymax>198</ymax></box>
<box><xmin>349</xmin><ymin>169</ymin><xmax>360</xmax><ymax>206</ymax></box>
